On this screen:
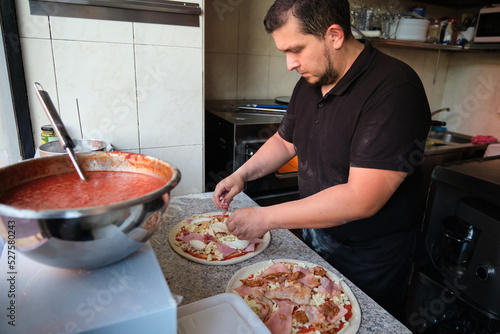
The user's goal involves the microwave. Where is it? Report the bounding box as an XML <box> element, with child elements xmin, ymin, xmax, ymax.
<box><xmin>474</xmin><ymin>7</ymin><xmax>500</xmax><ymax>43</ymax></box>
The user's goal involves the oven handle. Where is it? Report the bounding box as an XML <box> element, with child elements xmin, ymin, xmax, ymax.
<box><xmin>275</xmin><ymin>171</ymin><xmax>298</xmax><ymax>179</ymax></box>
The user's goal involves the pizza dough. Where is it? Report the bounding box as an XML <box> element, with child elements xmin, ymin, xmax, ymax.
<box><xmin>168</xmin><ymin>212</ymin><xmax>271</xmax><ymax>265</ymax></box>
<box><xmin>226</xmin><ymin>259</ymin><xmax>361</xmax><ymax>334</ymax></box>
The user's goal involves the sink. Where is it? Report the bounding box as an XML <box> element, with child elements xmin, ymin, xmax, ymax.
<box><xmin>428</xmin><ymin>131</ymin><xmax>472</xmax><ymax>144</ymax></box>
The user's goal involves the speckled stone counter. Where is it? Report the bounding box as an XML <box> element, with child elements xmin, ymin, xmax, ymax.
<box><xmin>150</xmin><ymin>192</ymin><xmax>411</xmax><ymax>333</ymax></box>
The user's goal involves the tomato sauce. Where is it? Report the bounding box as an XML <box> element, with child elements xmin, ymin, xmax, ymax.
<box><xmin>0</xmin><ymin>171</ymin><xmax>166</xmax><ymax>211</ymax></box>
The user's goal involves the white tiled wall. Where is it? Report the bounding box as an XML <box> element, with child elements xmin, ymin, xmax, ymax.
<box><xmin>205</xmin><ymin>0</ymin><xmax>300</xmax><ymax>100</ymax></box>
<box><xmin>205</xmin><ymin>1</ymin><xmax>500</xmax><ymax>140</ymax></box>
<box><xmin>16</xmin><ymin>0</ymin><xmax>204</xmax><ymax>196</ymax></box>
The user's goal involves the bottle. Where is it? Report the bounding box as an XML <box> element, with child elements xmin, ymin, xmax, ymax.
<box><xmin>41</xmin><ymin>124</ymin><xmax>58</xmax><ymax>144</ymax></box>
<box><xmin>427</xmin><ymin>19</ymin><xmax>440</xmax><ymax>43</ymax></box>
<box><xmin>443</xmin><ymin>19</ymin><xmax>458</xmax><ymax>45</ymax></box>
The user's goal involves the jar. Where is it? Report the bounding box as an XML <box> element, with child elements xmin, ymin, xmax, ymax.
<box><xmin>426</xmin><ymin>19</ymin><xmax>440</xmax><ymax>43</ymax></box>
<box><xmin>41</xmin><ymin>124</ymin><xmax>58</xmax><ymax>144</ymax></box>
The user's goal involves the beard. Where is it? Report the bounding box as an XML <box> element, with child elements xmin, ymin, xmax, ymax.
<box><xmin>308</xmin><ymin>46</ymin><xmax>340</xmax><ymax>88</ymax></box>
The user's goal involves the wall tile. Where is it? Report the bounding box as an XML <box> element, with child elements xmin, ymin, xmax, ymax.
<box><xmin>141</xmin><ymin>145</ymin><xmax>203</xmax><ymax>196</ymax></box>
<box><xmin>268</xmin><ymin>55</ymin><xmax>300</xmax><ymax>99</ymax></box>
<box><xmin>441</xmin><ymin>52</ymin><xmax>500</xmax><ymax>139</ymax></box>
<box><xmin>134</xmin><ymin>22</ymin><xmax>202</xmax><ymax>48</ymax></box>
<box><xmin>20</xmin><ymin>38</ymin><xmax>57</xmax><ymax>147</ymax></box>
<box><xmin>205</xmin><ymin>0</ymin><xmax>239</xmax><ymax>54</ymax></box>
<box><xmin>15</xmin><ymin>0</ymin><xmax>50</xmax><ymax>39</ymax></box>
<box><xmin>52</xmin><ymin>40</ymin><xmax>139</xmax><ymax>150</ymax></box>
<box><xmin>205</xmin><ymin>53</ymin><xmax>238</xmax><ymax>99</ymax></box>
<box><xmin>237</xmin><ymin>54</ymin><xmax>270</xmax><ymax>99</ymax></box>
<box><xmin>50</xmin><ymin>17</ymin><xmax>133</xmax><ymax>44</ymax></box>
<box><xmin>135</xmin><ymin>45</ymin><xmax>203</xmax><ymax>148</ymax></box>
<box><xmin>238</xmin><ymin>1</ymin><xmax>272</xmax><ymax>56</ymax></box>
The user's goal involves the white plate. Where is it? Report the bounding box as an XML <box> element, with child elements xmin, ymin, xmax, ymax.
<box><xmin>226</xmin><ymin>259</ymin><xmax>362</xmax><ymax>334</ymax></box>
<box><xmin>168</xmin><ymin>212</ymin><xmax>271</xmax><ymax>265</ymax></box>
<box><xmin>177</xmin><ymin>293</ymin><xmax>271</xmax><ymax>334</ymax></box>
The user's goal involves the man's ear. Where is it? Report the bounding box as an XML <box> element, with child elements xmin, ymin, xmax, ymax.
<box><xmin>325</xmin><ymin>24</ymin><xmax>345</xmax><ymax>50</ymax></box>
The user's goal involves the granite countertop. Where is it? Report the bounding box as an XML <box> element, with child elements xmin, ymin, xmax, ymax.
<box><xmin>150</xmin><ymin>192</ymin><xmax>411</xmax><ymax>333</ymax></box>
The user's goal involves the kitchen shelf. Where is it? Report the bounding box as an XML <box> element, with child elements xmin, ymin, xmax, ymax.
<box><xmin>369</xmin><ymin>38</ymin><xmax>500</xmax><ymax>51</ymax></box>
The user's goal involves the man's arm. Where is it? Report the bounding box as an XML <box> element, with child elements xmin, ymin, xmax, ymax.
<box><xmin>212</xmin><ymin>132</ymin><xmax>296</xmax><ymax>208</ymax></box>
<box><xmin>225</xmin><ymin>167</ymin><xmax>407</xmax><ymax>239</ymax></box>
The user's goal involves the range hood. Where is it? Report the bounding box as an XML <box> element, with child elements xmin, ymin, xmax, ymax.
<box><xmin>29</xmin><ymin>0</ymin><xmax>202</xmax><ymax>27</ymax></box>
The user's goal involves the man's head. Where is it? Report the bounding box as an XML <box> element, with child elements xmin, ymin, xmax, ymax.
<box><xmin>264</xmin><ymin>0</ymin><xmax>353</xmax><ymax>40</ymax></box>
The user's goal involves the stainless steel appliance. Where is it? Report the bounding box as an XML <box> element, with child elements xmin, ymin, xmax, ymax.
<box><xmin>205</xmin><ymin>100</ymin><xmax>299</xmax><ymax>206</ymax></box>
<box><xmin>408</xmin><ymin>156</ymin><xmax>500</xmax><ymax>333</ymax></box>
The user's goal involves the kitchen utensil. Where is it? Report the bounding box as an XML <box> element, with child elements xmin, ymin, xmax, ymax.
<box><xmin>39</xmin><ymin>138</ymin><xmax>108</xmax><ymax>157</ymax></box>
<box><xmin>34</xmin><ymin>82</ymin><xmax>88</xmax><ymax>181</ymax></box>
<box><xmin>0</xmin><ymin>151</ymin><xmax>181</xmax><ymax>269</ymax></box>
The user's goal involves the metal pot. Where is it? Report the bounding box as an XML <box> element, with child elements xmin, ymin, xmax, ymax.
<box><xmin>0</xmin><ymin>151</ymin><xmax>181</xmax><ymax>269</ymax></box>
<box><xmin>39</xmin><ymin>139</ymin><xmax>108</xmax><ymax>157</ymax></box>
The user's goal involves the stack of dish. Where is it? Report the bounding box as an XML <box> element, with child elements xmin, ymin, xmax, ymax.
<box><xmin>396</xmin><ymin>18</ymin><xmax>430</xmax><ymax>42</ymax></box>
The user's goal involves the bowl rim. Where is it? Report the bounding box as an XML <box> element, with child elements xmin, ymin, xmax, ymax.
<box><xmin>0</xmin><ymin>151</ymin><xmax>181</xmax><ymax>219</ymax></box>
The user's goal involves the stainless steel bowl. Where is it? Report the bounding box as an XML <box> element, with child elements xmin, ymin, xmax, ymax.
<box><xmin>0</xmin><ymin>151</ymin><xmax>181</xmax><ymax>269</ymax></box>
<box><xmin>39</xmin><ymin>139</ymin><xmax>108</xmax><ymax>157</ymax></box>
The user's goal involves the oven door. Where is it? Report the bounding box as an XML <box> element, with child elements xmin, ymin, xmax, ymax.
<box><xmin>241</xmin><ymin>140</ymin><xmax>299</xmax><ymax>206</ymax></box>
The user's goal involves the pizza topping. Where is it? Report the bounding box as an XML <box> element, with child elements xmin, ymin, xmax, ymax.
<box><xmin>189</xmin><ymin>239</ymin><xmax>207</xmax><ymax>251</ymax></box>
<box><xmin>233</xmin><ymin>260</ymin><xmax>355</xmax><ymax>334</ymax></box>
<box><xmin>264</xmin><ymin>281</ymin><xmax>312</xmax><ymax>305</ymax></box>
<box><xmin>174</xmin><ymin>213</ymin><xmax>265</xmax><ymax>261</ymax></box>
<box><xmin>293</xmin><ymin>309</ymin><xmax>309</xmax><ymax>325</ymax></box>
<box><xmin>265</xmin><ymin>300</ymin><xmax>295</xmax><ymax>334</ymax></box>
<box><xmin>241</xmin><ymin>278</ymin><xmax>265</xmax><ymax>287</ymax></box>
<box><xmin>313</xmin><ymin>266</ymin><xmax>327</xmax><ymax>277</ymax></box>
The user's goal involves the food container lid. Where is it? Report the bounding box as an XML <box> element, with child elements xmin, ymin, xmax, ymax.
<box><xmin>41</xmin><ymin>124</ymin><xmax>54</xmax><ymax>131</ymax></box>
<box><xmin>177</xmin><ymin>293</ymin><xmax>270</xmax><ymax>334</ymax></box>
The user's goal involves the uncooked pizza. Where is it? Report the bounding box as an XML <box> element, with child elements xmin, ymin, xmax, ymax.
<box><xmin>226</xmin><ymin>259</ymin><xmax>361</xmax><ymax>334</ymax></box>
<box><xmin>168</xmin><ymin>212</ymin><xmax>271</xmax><ymax>265</ymax></box>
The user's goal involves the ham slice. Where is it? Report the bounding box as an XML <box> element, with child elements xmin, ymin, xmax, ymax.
<box><xmin>234</xmin><ymin>285</ymin><xmax>264</xmax><ymax>298</ymax></box>
<box><xmin>262</xmin><ymin>262</ymin><xmax>291</xmax><ymax>276</ymax></box>
<box><xmin>326</xmin><ymin>304</ymin><xmax>348</xmax><ymax>324</ymax></box>
<box><xmin>292</xmin><ymin>266</ymin><xmax>320</xmax><ymax>288</ymax></box>
<box><xmin>317</xmin><ymin>277</ymin><xmax>342</xmax><ymax>297</ymax></box>
<box><xmin>243</xmin><ymin>237</ymin><xmax>263</xmax><ymax>252</ymax></box>
<box><xmin>214</xmin><ymin>241</ymin><xmax>236</xmax><ymax>258</ymax></box>
<box><xmin>176</xmin><ymin>231</ymin><xmax>203</xmax><ymax>243</ymax></box>
<box><xmin>298</xmin><ymin>305</ymin><xmax>335</xmax><ymax>332</ymax></box>
<box><xmin>264</xmin><ymin>281</ymin><xmax>311</xmax><ymax>305</ymax></box>
<box><xmin>265</xmin><ymin>300</ymin><xmax>295</xmax><ymax>334</ymax></box>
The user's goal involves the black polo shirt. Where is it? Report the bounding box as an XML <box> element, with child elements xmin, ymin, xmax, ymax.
<box><xmin>279</xmin><ymin>40</ymin><xmax>431</xmax><ymax>243</ymax></box>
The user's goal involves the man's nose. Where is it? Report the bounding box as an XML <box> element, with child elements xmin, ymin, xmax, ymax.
<box><xmin>286</xmin><ymin>55</ymin><xmax>300</xmax><ymax>71</ymax></box>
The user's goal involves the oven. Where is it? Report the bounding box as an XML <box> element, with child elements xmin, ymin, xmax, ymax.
<box><xmin>205</xmin><ymin>100</ymin><xmax>299</xmax><ymax>206</ymax></box>
<box><xmin>407</xmin><ymin>156</ymin><xmax>500</xmax><ymax>333</ymax></box>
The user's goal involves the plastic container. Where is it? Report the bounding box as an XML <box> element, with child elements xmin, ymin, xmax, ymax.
<box><xmin>177</xmin><ymin>293</ymin><xmax>270</xmax><ymax>334</ymax></box>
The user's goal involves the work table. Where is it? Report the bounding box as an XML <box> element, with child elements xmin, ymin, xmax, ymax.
<box><xmin>150</xmin><ymin>192</ymin><xmax>411</xmax><ymax>333</ymax></box>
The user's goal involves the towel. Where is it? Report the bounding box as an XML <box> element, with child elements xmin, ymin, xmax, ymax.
<box><xmin>471</xmin><ymin>135</ymin><xmax>498</xmax><ymax>145</ymax></box>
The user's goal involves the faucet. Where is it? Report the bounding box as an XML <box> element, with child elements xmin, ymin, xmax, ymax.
<box><xmin>431</xmin><ymin>107</ymin><xmax>451</xmax><ymax>116</ymax></box>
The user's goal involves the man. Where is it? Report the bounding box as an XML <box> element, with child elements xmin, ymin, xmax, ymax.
<box><xmin>212</xmin><ymin>0</ymin><xmax>430</xmax><ymax>320</ymax></box>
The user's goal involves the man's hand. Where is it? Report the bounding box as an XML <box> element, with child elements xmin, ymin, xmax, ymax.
<box><xmin>212</xmin><ymin>173</ymin><xmax>245</xmax><ymax>209</ymax></box>
<box><xmin>225</xmin><ymin>207</ymin><xmax>271</xmax><ymax>240</ymax></box>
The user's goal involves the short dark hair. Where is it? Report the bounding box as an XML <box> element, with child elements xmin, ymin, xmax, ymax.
<box><xmin>264</xmin><ymin>0</ymin><xmax>353</xmax><ymax>40</ymax></box>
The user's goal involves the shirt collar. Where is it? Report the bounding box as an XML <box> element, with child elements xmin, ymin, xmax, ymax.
<box><xmin>324</xmin><ymin>39</ymin><xmax>376</xmax><ymax>98</ymax></box>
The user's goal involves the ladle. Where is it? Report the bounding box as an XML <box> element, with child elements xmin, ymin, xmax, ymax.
<box><xmin>34</xmin><ymin>83</ymin><xmax>88</xmax><ymax>181</ymax></box>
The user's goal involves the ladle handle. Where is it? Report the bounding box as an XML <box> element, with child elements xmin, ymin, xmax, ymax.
<box><xmin>34</xmin><ymin>83</ymin><xmax>75</xmax><ymax>150</ymax></box>
<box><xmin>34</xmin><ymin>83</ymin><xmax>88</xmax><ymax>181</ymax></box>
